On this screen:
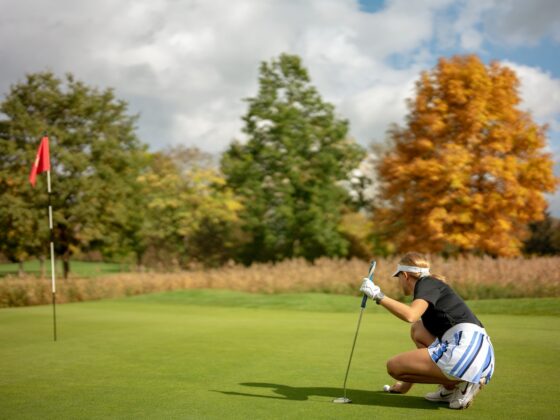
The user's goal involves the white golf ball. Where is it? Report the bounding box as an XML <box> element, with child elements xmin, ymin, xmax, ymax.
<box><xmin>383</xmin><ymin>385</ymin><xmax>391</xmax><ymax>392</ymax></box>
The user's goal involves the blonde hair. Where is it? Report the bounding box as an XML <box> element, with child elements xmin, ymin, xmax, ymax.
<box><xmin>399</xmin><ymin>252</ymin><xmax>447</xmax><ymax>282</ymax></box>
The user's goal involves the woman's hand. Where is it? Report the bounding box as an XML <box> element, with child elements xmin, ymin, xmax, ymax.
<box><xmin>360</xmin><ymin>278</ymin><xmax>383</xmax><ymax>300</ymax></box>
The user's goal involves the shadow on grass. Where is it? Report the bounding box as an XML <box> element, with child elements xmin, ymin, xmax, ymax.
<box><xmin>215</xmin><ymin>382</ymin><xmax>441</xmax><ymax>409</ymax></box>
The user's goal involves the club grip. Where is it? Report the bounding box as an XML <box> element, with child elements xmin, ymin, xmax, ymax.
<box><xmin>360</xmin><ymin>260</ymin><xmax>376</xmax><ymax>309</ymax></box>
<box><xmin>361</xmin><ymin>294</ymin><xmax>368</xmax><ymax>308</ymax></box>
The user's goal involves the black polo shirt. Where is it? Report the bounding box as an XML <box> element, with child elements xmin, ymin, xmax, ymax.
<box><xmin>414</xmin><ymin>276</ymin><xmax>482</xmax><ymax>339</ymax></box>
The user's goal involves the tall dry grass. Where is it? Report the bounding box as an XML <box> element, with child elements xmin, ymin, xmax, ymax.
<box><xmin>1</xmin><ymin>256</ymin><xmax>559</xmax><ymax>307</ymax></box>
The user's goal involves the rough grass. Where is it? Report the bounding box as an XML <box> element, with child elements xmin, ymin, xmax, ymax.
<box><xmin>1</xmin><ymin>256</ymin><xmax>559</xmax><ymax>307</ymax></box>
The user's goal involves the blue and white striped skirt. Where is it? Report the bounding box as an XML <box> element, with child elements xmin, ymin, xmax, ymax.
<box><xmin>428</xmin><ymin>323</ymin><xmax>495</xmax><ymax>384</ymax></box>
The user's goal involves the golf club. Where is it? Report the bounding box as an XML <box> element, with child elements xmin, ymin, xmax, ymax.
<box><xmin>333</xmin><ymin>260</ymin><xmax>377</xmax><ymax>404</ymax></box>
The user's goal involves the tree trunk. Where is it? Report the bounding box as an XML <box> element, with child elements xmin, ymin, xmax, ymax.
<box><xmin>18</xmin><ymin>261</ymin><xmax>24</xmax><ymax>278</ymax></box>
<box><xmin>136</xmin><ymin>252</ymin><xmax>144</xmax><ymax>272</ymax></box>
<box><xmin>39</xmin><ymin>256</ymin><xmax>45</xmax><ymax>279</ymax></box>
<box><xmin>63</xmin><ymin>256</ymin><xmax>70</xmax><ymax>279</ymax></box>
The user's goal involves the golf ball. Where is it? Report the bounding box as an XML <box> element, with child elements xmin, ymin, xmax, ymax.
<box><xmin>383</xmin><ymin>385</ymin><xmax>391</xmax><ymax>392</ymax></box>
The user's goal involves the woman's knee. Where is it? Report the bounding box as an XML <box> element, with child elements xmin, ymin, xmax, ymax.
<box><xmin>386</xmin><ymin>357</ymin><xmax>402</xmax><ymax>379</ymax></box>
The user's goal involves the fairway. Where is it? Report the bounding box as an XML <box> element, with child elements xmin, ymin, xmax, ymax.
<box><xmin>1</xmin><ymin>291</ymin><xmax>559</xmax><ymax>419</ymax></box>
<box><xmin>0</xmin><ymin>260</ymin><xmax>130</xmax><ymax>279</ymax></box>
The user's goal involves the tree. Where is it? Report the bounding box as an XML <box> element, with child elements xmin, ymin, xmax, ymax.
<box><xmin>523</xmin><ymin>212</ymin><xmax>560</xmax><ymax>255</ymax></box>
<box><xmin>0</xmin><ymin>72</ymin><xmax>148</xmax><ymax>277</ymax></box>
<box><xmin>0</xmin><ymin>141</ymin><xmax>47</xmax><ymax>276</ymax></box>
<box><xmin>137</xmin><ymin>147</ymin><xmax>241</xmax><ymax>268</ymax></box>
<box><xmin>0</xmin><ymin>118</ymin><xmax>43</xmax><ymax>275</ymax></box>
<box><xmin>375</xmin><ymin>55</ymin><xmax>558</xmax><ymax>256</ymax></box>
<box><xmin>221</xmin><ymin>53</ymin><xmax>364</xmax><ymax>263</ymax></box>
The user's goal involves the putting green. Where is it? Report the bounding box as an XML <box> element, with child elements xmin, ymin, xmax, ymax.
<box><xmin>1</xmin><ymin>290</ymin><xmax>559</xmax><ymax>419</ymax></box>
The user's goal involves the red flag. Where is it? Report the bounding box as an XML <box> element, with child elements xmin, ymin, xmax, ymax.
<box><xmin>29</xmin><ymin>136</ymin><xmax>51</xmax><ymax>187</ymax></box>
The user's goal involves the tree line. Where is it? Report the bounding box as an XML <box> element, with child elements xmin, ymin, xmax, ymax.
<box><xmin>0</xmin><ymin>54</ymin><xmax>557</xmax><ymax>277</ymax></box>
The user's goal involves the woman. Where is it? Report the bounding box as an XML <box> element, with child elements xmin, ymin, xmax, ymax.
<box><xmin>360</xmin><ymin>252</ymin><xmax>495</xmax><ymax>410</ymax></box>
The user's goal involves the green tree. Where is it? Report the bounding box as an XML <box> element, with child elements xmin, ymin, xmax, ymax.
<box><xmin>137</xmin><ymin>147</ymin><xmax>241</xmax><ymax>268</ymax></box>
<box><xmin>523</xmin><ymin>212</ymin><xmax>560</xmax><ymax>255</ymax></box>
<box><xmin>0</xmin><ymin>72</ymin><xmax>148</xmax><ymax>278</ymax></box>
<box><xmin>0</xmin><ymin>127</ymin><xmax>47</xmax><ymax>275</ymax></box>
<box><xmin>221</xmin><ymin>53</ymin><xmax>364</xmax><ymax>263</ymax></box>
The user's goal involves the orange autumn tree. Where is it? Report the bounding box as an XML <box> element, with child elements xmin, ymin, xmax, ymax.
<box><xmin>375</xmin><ymin>55</ymin><xmax>557</xmax><ymax>256</ymax></box>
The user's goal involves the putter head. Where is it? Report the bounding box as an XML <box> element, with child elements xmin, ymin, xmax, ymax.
<box><xmin>333</xmin><ymin>397</ymin><xmax>352</xmax><ymax>404</ymax></box>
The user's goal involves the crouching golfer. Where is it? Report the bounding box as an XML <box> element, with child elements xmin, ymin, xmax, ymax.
<box><xmin>360</xmin><ymin>252</ymin><xmax>495</xmax><ymax>410</ymax></box>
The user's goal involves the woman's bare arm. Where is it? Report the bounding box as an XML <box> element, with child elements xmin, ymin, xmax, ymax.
<box><xmin>379</xmin><ymin>297</ymin><xmax>429</xmax><ymax>323</ymax></box>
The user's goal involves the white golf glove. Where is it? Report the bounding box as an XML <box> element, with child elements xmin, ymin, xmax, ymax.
<box><xmin>360</xmin><ymin>278</ymin><xmax>382</xmax><ymax>300</ymax></box>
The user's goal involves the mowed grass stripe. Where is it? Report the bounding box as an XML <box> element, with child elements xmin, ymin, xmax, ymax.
<box><xmin>1</xmin><ymin>292</ymin><xmax>559</xmax><ymax>419</ymax></box>
<box><xmin>121</xmin><ymin>289</ymin><xmax>560</xmax><ymax>316</ymax></box>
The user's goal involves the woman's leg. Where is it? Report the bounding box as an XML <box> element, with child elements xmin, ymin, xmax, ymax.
<box><xmin>388</xmin><ymin>321</ymin><xmax>436</xmax><ymax>394</ymax></box>
<box><xmin>387</xmin><ymin>348</ymin><xmax>459</xmax><ymax>388</ymax></box>
<box><xmin>411</xmin><ymin>320</ymin><xmax>435</xmax><ymax>349</ymax></box>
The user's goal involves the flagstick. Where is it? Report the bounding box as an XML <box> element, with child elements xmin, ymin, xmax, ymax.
<box><xmin>47</xmin><ymin>170</ymin><xmax>57</xmax><ymax>342</ymax></box>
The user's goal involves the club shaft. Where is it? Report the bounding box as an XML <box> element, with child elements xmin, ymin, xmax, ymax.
<box><xmin>341</xmin><ymin>306</ymin><xmax>365</xmax><ymax>398</ymax></box>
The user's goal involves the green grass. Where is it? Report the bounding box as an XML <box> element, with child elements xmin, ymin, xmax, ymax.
<box><xmin>0</xmin><ymin>260</ymin><xmax>130</xmax><ymax>278</ymax></box>
<box><xmin>1</xmin><ymin>290</ymin><xmax>559</xmax><ymax>419</ymax></box>
<box><xmin>127</xmin><ymin>289</ymin><xmax>560</xmax><ymax>316</ymax></box>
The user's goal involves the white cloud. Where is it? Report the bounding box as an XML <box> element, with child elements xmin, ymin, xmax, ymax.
<box><xmin>0</xmin><ymin>1</ymin><xmax>558</xmax><ymax>147</ymax></box>
<box><xmin>504</xmin><ymin>61</ymin><xmax>560</xmax><ymax>131</ymax></box>
<box><xmin>339</xmin><ymin>69</ymin><xmax>420</xmax><ymax>144</ymax></box>
<box><xmin>0</xmin><ymin>0</ymin><xmax>454</xmax><ymax>152</ymax></box>
<box><xmin>432</xmin><ymin>0</ymin><xmax>560</xmax><ymax>51</ymax></box>
<box><xmin>460</xmin><ymin>28</ymin><xmax>484</xmax><ymax>50</ymax></box>
<box><xmin>505</xmin><ymin>62</ymin><xmax>560</xmax><ymax>214</ymax></box>
<box><xmin>451</xmin><ymin>0</ymin><xmax>495</xmax><ymax>51</ymax></box>
<box><xmin>484</xmin><ymin>0</ymin><xmax>560</xmax><ymax>46</ymax></box>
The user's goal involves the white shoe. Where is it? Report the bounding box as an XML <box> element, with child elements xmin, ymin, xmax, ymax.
<box><xmin>424</xmin><ymin>385</ymin><xmax>455</xmax><ymax>402</ymax></box>
<box><xmin>449</xmin><ymin>381</ymin><xmax>482</xmax><ymax>409</ymax></box>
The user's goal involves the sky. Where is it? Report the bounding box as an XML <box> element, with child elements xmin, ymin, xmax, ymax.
<box><xmin>1</xmin><ymin>0</ymin><xmax>559</xmax><ymax>214</ymax></box>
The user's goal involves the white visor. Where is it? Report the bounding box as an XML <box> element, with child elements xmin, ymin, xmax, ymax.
<box><xmin>392</xmin><ymin>264</ymin><xmax>430</xmax><ymax>277</ymax></box>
